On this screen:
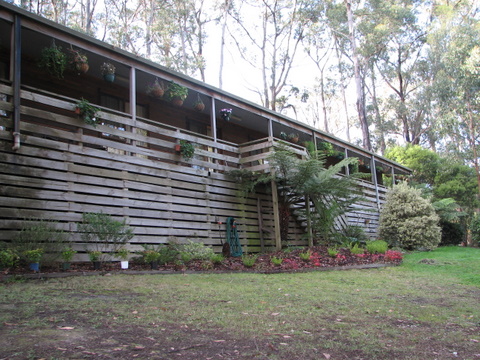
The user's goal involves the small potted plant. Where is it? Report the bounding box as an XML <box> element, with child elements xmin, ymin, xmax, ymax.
<box><xmin>88</xmin><ymin>250</ymin><xmax>102</xmax><ymax>270</ymax></box>
<box><xmin>143</xmin><ymin>250</ymin><xmax>160</xmax><ymax>270</ymax></box>
<box><xmin>220</xmin><ymin>108</ymin><xmax>232</xmax><ymax>121</ymax></box>
<box><xmin>60</xmin><ymin>247</ymin><xmax>77</xmax><ymax>271</ymax></box>
<box><xmin>146</xmin><ymin>78</ymin><xmax>165</xmax><ymax>98</ymax></box>
<box><xmin>100</xmin><ymin>62</ymin><xmax>116</xmax><ymax>83</ymax></box>
<box><xmin>279</xmin><ymin>131</ymin><xmax>288</xmax><ymax>140</ymax></box>
<box><xmin>24</xmin><ymin>248</ymin><xmax>44</xmax><ymax>272</ymax></box>
<box><xmin>75</xmin><ymin>98</ymin><xmax>100</xmax><ymax>127</ymax></box>
<box><xmin>68</xmin><ymin>47</ymin><xmax>89</xmax><ymax>74</ymax></box>
<box><xmin>165</xmin><ymin>81</ymin><xmax>188</xmax><ymax>107</ymax></box>
<box><xmin>175</xmin><ymin>140</ymin><xmax>195</xmax><ymax>161</ymax></box>
<box><xmin>193</xmin><ymin>94</ymin><xmax>205</xmax><ymax>112</ymax></box>
<box><xmin>38</xmin><ymin>40</ymin><xmax>67</xmax><ymax>79</ymax></box>
<box><xmin>116</xmin><ymin>247</ymin><xmax>129</xmax><ymax>269</ymax></box>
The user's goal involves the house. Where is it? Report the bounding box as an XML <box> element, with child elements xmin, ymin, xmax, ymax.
<box><xmin>0</xmin><ymin>1</ymin><xmax>410</xmax><ymax>258</ymax></box>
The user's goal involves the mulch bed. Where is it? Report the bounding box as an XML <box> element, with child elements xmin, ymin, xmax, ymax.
<box><xmin>1</xmin><ymin>247</ymin><xmax>402</xmax><ymax>280</ymax></box>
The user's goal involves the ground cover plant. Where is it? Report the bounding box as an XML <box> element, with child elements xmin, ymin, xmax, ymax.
<box><xmin>0</xmin><ymin>246</ymin><xmax>479</xmax><ymax>359</ymax></box>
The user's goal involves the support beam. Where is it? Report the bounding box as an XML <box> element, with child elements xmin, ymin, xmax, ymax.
<box><xmin>271</xmin><ymin>179</ymin><xmax>282</xmax><ymax>250</ymax></box>
<box><xmin>12</xmin><ymin>15</ymin><xmax>21</xmax><ymax>151</ymax></box>
<box><xmin>371</xmin><ymin>156</ymin><xmax>380</xmax><ymax>208</ymax></box>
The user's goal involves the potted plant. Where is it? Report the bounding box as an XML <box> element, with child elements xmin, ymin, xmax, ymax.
<box><xmin>143</xmin><ymin>250</ymin><xmax>160</xmax><ymax>270</ymax></box>
<box><xmin>100</xmin><ymin>62</ymin><xmax>116</xmax><ymax>82</ymax></box>
<box><xmin>288</xmin><ymin>133</ymin><xmax>299</xmax><ymax>143</ymax></box>
<box><xmin>68</xmin><ymin>47</ymin><xmax>89</xmax><ymax>74</ymax></box>
<box><xmin>165</xmin><ymin>81</ymin><xmax>188</xmax><ymax>107</ymax></box>
<box><xmin>193</xmin><ymin>94</ymin><xmax>205</xmax><ymax>112</ymax></box>
<box><xmin>60</xmin><ymin>247</ymin><xmax>76</xmax><ymax>271</ymax></box>
<box><xmin>116</xmin><ymin>247</ymin><xmax>129</xmax><ymax>269</ymax></box>
<box><xmin>146</xmin><ymin>78</ymin><xmax>165</xmax><ymax>98</ymax></box>
<box><xmin>38</xmin><ymin>40</ymin><xmax>67</xmax><ymax>79</ymax></box>
<box><xmin>220</xmin><ymin>108</ymin><xmax>232</xmax><ymax>121</ymax></box>
<box><xmin>24</xmin><ymin>248</ymin><xmax>43</xmax><ymax>272</ymax></box>
<box><xmin>279</xmin><ymin>131</ymin><xmax>288</xmax><ymax>140</ymax></box>
<box><xmin>175</xmin><ymin>140</ymin><xmax>195</xmax><ymax>161</ymax></box>
<box><xmin>88</xmin><ymin>250</ymin><xmax>102</xmax><ymax>270</ymax></box>
<box><xmin>76</xmin><ymin>98</ymin><xmax>100</xmax><ymax>127</ymax></box>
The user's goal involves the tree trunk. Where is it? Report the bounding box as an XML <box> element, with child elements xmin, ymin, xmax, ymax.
<box><xmin>345</xmin><ymin>0</ymin><xmax>371</xmax><ymax>150</ymax></box>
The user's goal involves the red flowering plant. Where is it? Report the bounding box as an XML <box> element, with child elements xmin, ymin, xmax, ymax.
<box><xmin>384</xmin><ymin>250</ymin><xmax>403</xmax><ymax>263</ymax></box>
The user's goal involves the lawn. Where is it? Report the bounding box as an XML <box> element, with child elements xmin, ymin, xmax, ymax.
<box><xmin>0</xmin><ymin>246</ymin><xmax>479</xmax><ymax>360</ymax></box>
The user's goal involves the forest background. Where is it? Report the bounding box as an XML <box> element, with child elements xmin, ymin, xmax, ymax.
<box><xmin>6</xmin><ymin>0</ymin><xmax>480</xmax><ymax>236</ymax></box>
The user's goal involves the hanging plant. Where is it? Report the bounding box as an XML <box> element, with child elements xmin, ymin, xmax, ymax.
<box><xmin>178</xmin><ymin>140</ymin><xmax>195</xmax><ymax>161</ymax></box>
<box><xmin>38</xmin><ymin>40</ymin><xmax>67</xmax><ymax>79</ymax></box>
<box><xmin>220</xmin><ymin>108</ymin><xmax>232</xmax><ymax>121</ymax></box>
<box><xmin>68</xmin><ymin>46</ymin><xmax>89</xmax><ymax>74</ymax></box>
<box><xmin>165</xmin><ymin>81</ymin><xmax>189</xmax><ymax>107</ymax></box>
<box><xmin>100</xmin><ymin>62</ymin><xmax>116</xmax><ymax>82</ymax></box>
<box><xmin>146</xmin><ymin>78</ymin><xmax>165</xmax><ymax>98</ymax></box>
<box><xmin>75</xmin><ymin>98</ymin><xmax>100</xmax><ymax>127</ymax></box>
<box><xmin>288</xmin><ymin>133</ymin><xmax>299</xmax><ymax>143</ymax></box>
<box><xmin>193</xmin><ymin>94</ymin><xmax>205</xmax><ymax>112</ymax></box>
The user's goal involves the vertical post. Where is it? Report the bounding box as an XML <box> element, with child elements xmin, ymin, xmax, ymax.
<box><xmin>306</xmin><ymin>195</ymin><xmax>313</xmax><ymax>247</ymax></box>
<box><xmin>12</xmin><ymin>15</ymin><xmax>21</xmax><ymax>151</ymax></box>
<box><xmin>268</xmin><ymin>118</ymin><xmax>273</xmax><ymax>137</ymax></box>
<box><xmin>271</xmin><ymin>179</ymin><xmax>282</xmax><ymax>250</ymax></box>
<box><xmin>129</xmin><ymin>67</ymin><xmax>136</xmax><ymax>121</ymax></box>
<box><xmin>371</xmin><ymin>155</ymin><xmax>380</xmax><ymax>208</ymax></box>
<box><xmin>345</xmin><ymin>148</ymin><xmax>350</xmax><ymax>175</ymax></box>
<box><xmin>210</xmin><ymin>97</ymin><xmax>217</xmax><ymax>142</ymax></box>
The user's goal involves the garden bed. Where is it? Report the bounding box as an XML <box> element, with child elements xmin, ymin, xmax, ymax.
<box><xmin>1</xmin><ymin>246</ymin><xmax>402</xmax><ymax>280</ymax></box>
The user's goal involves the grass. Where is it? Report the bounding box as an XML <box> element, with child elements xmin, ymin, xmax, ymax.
<box><xmin>0</xmin><ymin>246</ymin><xmax>479</xmax><ymax>359</ymax></box>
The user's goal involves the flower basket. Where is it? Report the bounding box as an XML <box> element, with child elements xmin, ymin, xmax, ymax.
<box><xmin>220</xmin><ymin>108</ymin><xmax>232</xmax><ymax>121</ymax></box>
<box><xmin>147</xmin><ymin>78</ymin><xmax>165</xmax><ymax>98</ymax></box>
<box><xmin>193</xmin><ymin>94</ymin><xmax>205</xmax><ymax>112</ymax></box>
<box><xmin>68</xmin><ymin>48</ymin><xmax>89</xmax><ymax>74</ymax></box>
<box><xmin>165</xmin><ymin>81</ymin><xmax>188</xmax><ymax>107</ymax></box>
<box><xmin>100</xmin><ymin>62</ymin><xmax>116</xmax><ymax>83</ymax></box>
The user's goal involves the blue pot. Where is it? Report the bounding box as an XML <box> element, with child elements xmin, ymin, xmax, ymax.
<box><xmin>29</xmin><ymin>262</ymin><xmax>40</xmax><ymax>272</ymax></box>
<box><xmin>103</xmin><ymin>73</ymin><xmax>115</xmax><ymax>83</ymax></box>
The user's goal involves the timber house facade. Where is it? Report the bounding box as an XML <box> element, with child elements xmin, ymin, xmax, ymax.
<box><xmin>0</xmin><ymin>1</ymin><xmax>410</xmax><ymax>259</ymax></box>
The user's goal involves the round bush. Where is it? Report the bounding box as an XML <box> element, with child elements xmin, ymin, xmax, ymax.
<box><xmin>379</xmin><ymin>182</ymin><xmax>441</xmax><ymax>250</ymax></box>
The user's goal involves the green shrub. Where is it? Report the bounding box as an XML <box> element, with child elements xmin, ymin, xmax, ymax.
<box><xmin>271</xmin><ymin>256</ymin><xmax>283</xmax><ymax>266</ymax></box>
<box><xmin>242</xmin><ymin>254</ymin><xmax>257</xmax><ymax>268</ymax></box>
<box><xmin>210</xmin><ymin>253</ymin><xmax>224</xmax><ymax>264</ymax></box>
<box><xmin>157</xmin><ymin>245</ymin><xmax>179</xmax><ymax>265</ymax></box>
<box><xmin>176</xmin><ymin>240</ymin><xmax>214</xmax><ymax>261</ymax></box>
<box><xmin>12</xmin><ymin>219</ymin><xmax>66</xmax><ymax>265</ymax></box>
<box><xmin>0</xmin><ymin>249</ymin><xmax>19</xmax><ymax>269</ymax></box>
<box><xmin>366</xmin><ymin>240</ymin><xmax>388</xmax><ymax>254</ymax></box>
<box><xmin>340</xmin><ymin>225</ymin><xmax>369</xmax><ymax>246</ymax></box>
<box><xmin>299</xmin><ymin>250</ymin><xmax>311</xmax><ymax>261</ymax></box>
<box><xmin>78</xmin><ymin>212</ymin><xmax>134</xmax><ymax>261</ymax></box>
<box><xmin>327</xmin><ymin>248</ymin><xmax>339</xmax><ymax>257</ymax></box>
<box><xmin>379</xmin><ymin>182</ymin><xmax>441</xmax><ymax>250</ymax></box>
<box><xmin>469</xmin><ymin>215</ymin><xmax>480</xmax><ymax>246</ymax></box>
<box><xmin>142</xmin><ymin>250</ymin><xmax>160</xmax><ymax>263</ymax></box>
<box><xmin>349</xmin><ymin>243</ymin><xmax>365</xmax><ymax>255</ymax></box>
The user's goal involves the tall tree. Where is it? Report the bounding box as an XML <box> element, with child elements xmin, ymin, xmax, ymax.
<box><xmin>429</xmin><ymin>4</ymin><xmax>480</xmax><ymax>195</ymax></box>
<box><xmin>229</xmin><ymin>0</ymin><xmax>311</xmax><ymax>111</ymax></box>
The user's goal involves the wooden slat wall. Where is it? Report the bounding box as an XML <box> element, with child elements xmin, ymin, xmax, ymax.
<box><xmin>0</xmin><ymin>84</ymin><xmax>389</xmax><ymax>258</ymax></box>
<box><xmin>0</xmin><ymin>85</ymin><xmax>281</xmax><ymax>258</ymax></box>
